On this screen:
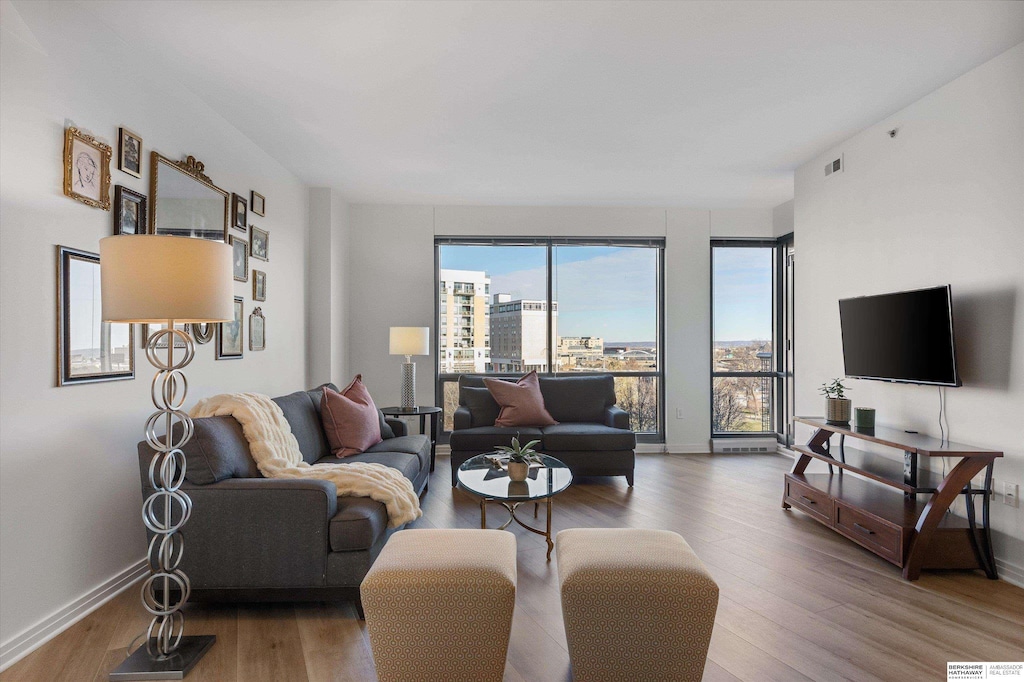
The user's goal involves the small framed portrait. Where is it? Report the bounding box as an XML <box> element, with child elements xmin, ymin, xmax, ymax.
<box><xmin>57</xmin><ymin>245</ymin><xmax>134</xmax><ymax>385</ymax></box>
<box><xmin>216</xmin><ymin>296</ymin><xmax>244</xmax><ymax>360</ymax></box>
<box><xmin>63</xmin><ymin>127</ymin><xmax>112</xmax><ymax>210</ymax></box>
<box><xmin>253</xmin><ymin>269</ymin><xmax>266</xmax><ymax>301</ymax></box>
<box><xmin>231</xmin><ymin>193</ymin><xmax>247</xmax><ymax>231</ymax></box>
<box><xmin>113</xmin><ymin>186</ymin><xmax>146</xmax><ymax>235</ymax></box>
<box><xmin>250</xmin><ymin>225</ymin><xmax>269</xmax><ymax>261</ymax></box>
<box><xmin>250</xmin><ymin>191</ymin><xmax>265</xmax><ymax>217</ymax></box>
<box><xmin>229</xmin><ymin>235</ymin><xmax>248</xmax><ymax>282</ymax></box>
<box><xmin>249</xmin><ymin>307</ymin><xmax>265</xmax><ymax>351</ymax></box>
<box><xmin>117</xmin><ymin>127</ymin><xmax>142</xmax><ymax>178</ymax></box>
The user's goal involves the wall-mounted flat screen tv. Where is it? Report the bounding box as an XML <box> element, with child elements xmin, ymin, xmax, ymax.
<box><xmin>839</xmin><ymin>285</ymin><xmax>961</xmax><ymax>387</ymax></box>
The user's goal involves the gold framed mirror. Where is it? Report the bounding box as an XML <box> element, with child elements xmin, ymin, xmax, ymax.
<box><xmin>149</xmin><ymin>152</ymin><xmax>229</xmax><ymax>241</ymax></box>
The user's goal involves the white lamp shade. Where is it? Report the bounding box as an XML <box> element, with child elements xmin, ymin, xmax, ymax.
<box><xmin>390</xmin><ymin>327</ymin><xmax>430</xmax><ymax>356</ymax></box>
<box><xmin>99</xmin><ymin>235</ymin><xmax>234</xmax><ymax>323</ymax></box>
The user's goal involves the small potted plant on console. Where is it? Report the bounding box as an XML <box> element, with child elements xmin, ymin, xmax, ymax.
<box><xmin>820</xmin><ymin>379</ymin><xmax>852</xmax><ymax>424</ymax></box>
<box><xmin>495</xmin><ymin>436</ymin><xmax>542</xmax><ymax>482</ymax></box>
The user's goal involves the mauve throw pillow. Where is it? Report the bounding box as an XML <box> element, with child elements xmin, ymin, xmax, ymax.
<box><xmin>320</xmin><ymin>375</ymin><xmax>383</xmax><ymax>457</ymax></box>
<box><xmin>484</xmin><ymin>371</ymin><xmax>558</xmax><ymax>428</ymax></box>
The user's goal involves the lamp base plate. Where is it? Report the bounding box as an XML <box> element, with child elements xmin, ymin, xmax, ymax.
<box><xmin>109</xmin><ymin>636</ymin><xmax>216</xmax><ymax>681</ymax></box>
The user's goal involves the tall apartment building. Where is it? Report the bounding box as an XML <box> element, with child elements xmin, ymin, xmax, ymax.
<box><xmin>556</xmin><ymin>336</ymin><xmax>604</xmax><ymax>370</ymax></box>
<box><xmin>438</xmin><ymin>269</ymin><xmax>490</xmax><ymax>373</ymax></box>
<box><xmin>488</xmin><ymin>295</ymin><xmax>558</xmax><ymax>373</ymax></box>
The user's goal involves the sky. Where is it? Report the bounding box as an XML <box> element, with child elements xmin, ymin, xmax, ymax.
<box><xmin>442</xmin><ymin>244</ymin><xmax>773</xmax><ymax>343</ymax></box>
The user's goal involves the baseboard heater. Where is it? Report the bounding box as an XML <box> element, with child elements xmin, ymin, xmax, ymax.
<box><xmin>711</xmin><ymin>438</ymin><xmax>778</xmax><ymax>454</ymax></box>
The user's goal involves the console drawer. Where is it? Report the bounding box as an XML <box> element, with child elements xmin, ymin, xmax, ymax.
<box><xmin>785</xmin><ymin>476</ymin><xmax>832</xmax><ymax>525</ymax></box>
<box><xmin>834</xmin><ymin>501</ymin><xmax>903</xmax><ymax>565</ymax></box>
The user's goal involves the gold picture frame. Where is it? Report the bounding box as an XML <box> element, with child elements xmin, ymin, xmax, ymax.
<box><xmin>149</xmin><ymin>152</ymin><xmax>229</xmax><ymax>241</ymax></box>
<box><xmin>253</xmin><ymin>269</ymin><xmax>266</xmax><ymax>301</ymax></box>
<box><xmin>250</xmin><ymin>190</ymin><xmax>265</xmax><ymax>217</ymax></box>
<box><xmin>63</xmin><ymin>127</ymin><xmax>112</xmax><ymax>210</ymax></box>
<box><xmin>229</xmin><ymin>235</ymin><xmax>248</xmax><ymax>282</ymax></box>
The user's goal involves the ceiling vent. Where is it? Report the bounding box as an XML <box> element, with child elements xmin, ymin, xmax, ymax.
<box><xmin>824</xmin><ymin>154</ymin><xmax>844</xmax><ymax>177</ymax></box>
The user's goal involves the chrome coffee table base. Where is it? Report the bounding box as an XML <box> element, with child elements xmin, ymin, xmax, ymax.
<box><xmin>480</xmin><ymin>497</ymin><xmax>554</xmax><ymax>560</ymax></box>
<box><xmin>108</xmin><ymin>635</ymin><xmax>216</xmax><ymax>681</ymax></box>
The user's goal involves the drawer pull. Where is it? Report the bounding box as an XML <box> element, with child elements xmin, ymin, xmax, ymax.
<box><xmin>800</xmin><ymin>495</ymin><xmax>816</xmax><ymax>505</ymax></box>
<box><xmin>853</xmin><ymin>522</ymin><xmax>875</xmax><ymax>535</ymax></box>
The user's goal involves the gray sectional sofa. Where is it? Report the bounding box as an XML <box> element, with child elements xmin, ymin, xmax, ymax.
<box><xmin>449</xmin><ymin>374</ymin><xmax>636</xmax><ymax>486</ymax></box>
<box><xmin>136</xmin><ymin>383</ymin><xmax>429</xmax><ymax>612</ymax></box>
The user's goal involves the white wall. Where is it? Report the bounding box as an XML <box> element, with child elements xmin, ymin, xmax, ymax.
<box><xmin>0</xmin><ymin>0</ymin><xmax>310</xmax><ymax>661</ymax></box>
<box><xmin>346</xmin><ymin>205</ymin><xmax>774</xmax><ymax>450</ymax></box>
<box><xmin>793</xmin><ymin>43</ymin><xmax>1024</xmax><ymax>576</ymax></box>
<box><xmin>307</xmin><ymin>187</ymin><xmax>352</xmax><ymax>388</ymax></box>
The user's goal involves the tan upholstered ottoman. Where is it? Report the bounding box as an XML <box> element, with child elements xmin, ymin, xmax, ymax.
<box><xmin>360</xmin><ymin>529</ymin><xmax>517</xmax><ymax>682</ymax></box>
<box><xmin>556</xmin><ymin>528</ymin><xmax>719</xmax><ymax>682</ymax></box>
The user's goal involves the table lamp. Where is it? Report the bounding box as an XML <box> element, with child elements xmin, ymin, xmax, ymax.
<box><xmin>100</xmin><ymin>235</ymin><xmax>233</xmax><ymax>680</ymax></box>
<box><xmin>389</xmin><ymin>326</ymin><xmax>429</xmax><ymax>410</ymax></box>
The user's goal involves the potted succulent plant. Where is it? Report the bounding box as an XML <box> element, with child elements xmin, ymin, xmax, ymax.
<box><xmin>820</xmin><ymin>379</ymin><xmax>852</xmax><ymax>424</ymax></box>
<box><xmin>495</xmin><ymin>436</ymin><xmax>542</xmax><ymax>482</ymax></box>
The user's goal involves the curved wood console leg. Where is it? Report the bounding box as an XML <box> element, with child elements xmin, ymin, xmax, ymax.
<box><xmin>903</xmin><ymin>456</ymin><xmax>996</xmax><ymax>580</ymax></box>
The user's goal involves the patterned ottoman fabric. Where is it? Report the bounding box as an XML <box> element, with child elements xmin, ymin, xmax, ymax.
<box><xmin>360</xmin><ymin>529</ymin><xmax>517</xmax><ymax>682</ymax></box>
<box><xmin>556</xmin><ymin>528</ymin><xmax>719</xmax><ymax>682</ymax></box>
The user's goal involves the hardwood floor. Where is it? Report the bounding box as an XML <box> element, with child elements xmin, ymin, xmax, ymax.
<box><xmin>4</xmin><ymin>453</ymin><xmax>1022</xmax><ymax>681</ymax></box>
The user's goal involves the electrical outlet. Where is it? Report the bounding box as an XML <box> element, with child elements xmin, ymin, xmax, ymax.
<box><xmin>1004</xmin><ymin>482</ymin><xmax>1019</xmax><ymax>508</ymax></box>
<box><xmin>675</xmin><ymin>408</ymin><xmax>684</xmax><ymax>420</ymax></box>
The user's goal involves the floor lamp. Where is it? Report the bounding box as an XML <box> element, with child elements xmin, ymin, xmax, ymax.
<box><xmin>100</xmin><ymin>235</ymin><xmax>233</xmax><ymax>680</ymax></box>
<box><xmin>389</xmin><ymin>327</ymin><xmax>429</xmax><ymax>410</ymax></box>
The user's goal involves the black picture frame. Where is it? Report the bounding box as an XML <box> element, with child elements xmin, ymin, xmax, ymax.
<box><xmin>117</xmin><ymin>127</ymin><xmax>142</xmax><ymax>178</ymax></box>
<box><xmin>231</xmin><ymin>193</ymin><xmax>247</xmax><ymax>232</ymax></box>
<box><xmin>113</xmin><ymin>186</ymin><xmax>147</xmax><ymax>235</ymax></box>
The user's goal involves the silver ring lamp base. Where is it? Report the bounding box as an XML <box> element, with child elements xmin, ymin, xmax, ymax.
<box><xmin>400</xmin><ymin>356</ymin><xmax>416</xmax><ymax>410</ymax></box>
<box><xmin>110</xmin><ymin>324</ymin><xmax>215</xmax><ymax>680</ymax></box>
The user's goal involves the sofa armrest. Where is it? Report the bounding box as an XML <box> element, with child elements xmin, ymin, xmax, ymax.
<box><xmin>384</xmin><ymin>417</ymin><xmax>407</xmax><ymax>437</ymax></box>
<box><xmin>453</xmin><ymin>405</ymin><xmax>473</xmax><ymax>431</ymax></box>
<box><xmin>604</xmin><ymin>405</ymin><xmax>631</xmax><ymax>430</ymax></box>
<box><xmin>166</xmin><ymin>478</ymin><xmax>338</xmax><ymax>588</ymax></box>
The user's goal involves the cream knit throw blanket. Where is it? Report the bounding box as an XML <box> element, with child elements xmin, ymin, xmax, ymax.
<box><xmin>190</xmin><ymin>392</ymin><xmax>421</xmax><ymax>528</ymax></box>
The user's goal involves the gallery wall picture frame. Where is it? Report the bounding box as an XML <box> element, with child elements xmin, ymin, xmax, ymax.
<box><xmin>113</xmin><ymin>186</ymin><xmax>147</xmax><ymax>235</ymax></box>
<box><xmin>56</xmin><ymin>245</ymin><xmax>135</xmax><ymax>386</ymax></box>
<box><xmin>250</xmin><ymin>191</ymin><xmax>265</xmax><ymax>217</ymax></box>
<box><xmin>63</xmin><ymin>127</ymin><xmax>112</xmax><ymax>210</ymax></box>
<box><xmin>229</xmin><ymin>235</ymin><xmax>248</xmax><ymax>282</ymax></box>
<box><xmin>250</xmin><ymin>225</ymin><xmax>269</xmax><ymax>262</ymax></box>
<box><xmin>142</xmin><ymin>323</ymin><xmax>189</xmax><ymax>349</ymax></box>
<box><xmin>117</xmin><ymin>127</ymin><xmax>142</xmax><ymax>178</ymax></box>
<box><xmin>253</xmin><ymin>269</ymin><xmax>266</xmax><ymax>301</ymax></box>
<box><xmin>191</xmin><ymin>323</ymin><xmax>214</xmax><ymax>344</ymax></box>
<box><xmin>231</xmin><ymin>193</ymin><xmax>247</xmax><ymax>232</ymax></box>
<box><xmin>249</xmin><ymin>307</ymin><xmax>265</xmax><ymax>351</ymax></box>
<box><xmin>216</xmin><ymin>296</ymin><xmax>244</xmax><ymax>360</ymax></box>
<box><xmin>150</xmin><ymin>152</ymin><xmax>229</xmax><ymax>241</ymax></box>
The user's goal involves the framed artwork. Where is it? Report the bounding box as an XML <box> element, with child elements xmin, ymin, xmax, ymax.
<box><xmin>191</xmin><ymin>323</ymin><xmax>214</xmax><ymax>344</ymax></box>
<box><xmin>249</xmin><ymin>307</ymin><xmax>265</xmax><ymax>351</ymax></box>
<box><xmin>250</xmin><ymin>225</ymin><xmax>269</xmax><ymax>261</ymax></box>
<box><xmin>216</xmin><ymin>296</ymin><xmax>244</xmax><ymax>360</ymax></box>
<box><xmin>63</xmin><ymin>127</ymin><xmax>112</xmax><ymax>210</ymax></box>
<box><xmin>56</xmin><ymin>246</ymin><xmax>134</xmax><ymax>386</ymax></box>
<box><xmin>231</xmin><ymin>193</ymin><xmax>247</xmax><ymax>231</ymax></box>
<box><xmin>117</xmin><ymin>127</ymin><xmax>142</xmax><ymax>178</ymax></box>
<box><xmin>113</xmin><ymin>186</ymin><xmax>147</xmax><ymax>234</ymax></box>
<box><xmin>142</xmin><ymin>323</ymin><xmax>189</xmax><ymax>349</ymax></box>
<box><xmin>250</xmin><ymin>191</ymin><xmax>265</xmax><ymax>217</ymax></box>
<box><xmin>252</xmin><ymin>269</ymin><xmax>266</xmax><ymax>301</ymax></box>
<box><xmin>229</xmin><ymin>235</ymin><xmax>248</xmax><ymax>282</ymax></box>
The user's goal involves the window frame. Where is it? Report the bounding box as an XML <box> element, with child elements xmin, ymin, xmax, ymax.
<box><xmin>435</xmin><ymin>236</ymin><xmax>666</xmax><ymax>444</ymax></box>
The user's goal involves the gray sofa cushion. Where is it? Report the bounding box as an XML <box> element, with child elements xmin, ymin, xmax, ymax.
<box><xmin>449</xmin><ymin>426</ymin><xmax>544</xmax><ymax>452</ymax></box>
<box><xmin>462</xmin><ymin>386</ymin><xmax>501</xmax><ymax>427</ymax></box>
<box><xmin>179</xmin><ymin>417</ymin><xmax>261</xmax><ymax>485</ymax></box>
<box><xmin>538</xmin><ymin>374</ymin><xmax>615</xmax><ymax>423</ymax></box>
<box><xmin>275</xmin><ymin>390</ymin><xmax>331</xmax><ymax>464</ymax></box>
<box><xmin>315</xmin><ymin>451</ymin><xmax>421</xmax><ymax>482</ymax></box>
<box><xmin>329</xmin><ymin>497</ymin><xmax>388</xmax><ymax>551</ymax></box>
<box><xmin>540</xmin><ymin>423</ymin><xmax>636</xmax><ymax>452</ymax></box>
<box><xmin>365</xmin><ymin>435</ymin><xmax>431</xmax><ymax>474</ymax></box>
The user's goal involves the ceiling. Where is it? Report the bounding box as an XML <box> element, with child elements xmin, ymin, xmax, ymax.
<box><xmin>88</xmin><ymin>0</ymin><xmax>1024</xmax><ymax>207</ymax></box>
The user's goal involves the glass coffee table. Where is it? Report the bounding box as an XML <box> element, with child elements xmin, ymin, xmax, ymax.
<box><xmin>457</xmin><ymin>453</ymin><xmax>573</xmax><ymax>561</ymax></box>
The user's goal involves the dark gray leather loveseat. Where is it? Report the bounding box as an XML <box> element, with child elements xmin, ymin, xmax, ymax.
<box><xmin>449</xmin><ymin>374</ymin><xmax>636</xmax><ymax>486</ymax></box>
<box><xmin>136</xmin><ymin>383</ymin><xmax>429</xmax><ymax>611</ymax></box>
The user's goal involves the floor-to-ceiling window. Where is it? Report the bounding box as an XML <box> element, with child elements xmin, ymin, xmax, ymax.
<box><xmin>436</xmin><ymin>237</ymin><xmax>665</xmax><ymax>442</ymax></box>
<box><xmin>711</xmin><ymin>237</ymin><xmax>793</xmax><ymax>440</ymax></box>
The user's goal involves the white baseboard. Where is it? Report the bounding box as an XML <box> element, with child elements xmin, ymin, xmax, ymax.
<box><xmin>995</xmin><ymin>557</ymin><xmax>1024</xmax><ymax>588</ymax></box>
<box><xmin>664</xmin><ymin>443</ymin><xmax>711</xmax><ymax>454</ymax></box>
<box><xmin>0</xmin><ymin>559</ymin><xmax>147</xmax><ymax>672</ymax></box>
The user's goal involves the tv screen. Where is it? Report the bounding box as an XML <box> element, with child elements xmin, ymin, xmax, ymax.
<box><xmin>839</xmin><ymin>285</ymin><xmax>960</xmax><ymax>387</ymax></box>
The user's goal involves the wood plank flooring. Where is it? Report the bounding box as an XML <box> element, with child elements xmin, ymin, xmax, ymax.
<box><xmin>4</xmin><ymin>453</ymin><xmax>1022</xmax><ymax>681</ymax></box>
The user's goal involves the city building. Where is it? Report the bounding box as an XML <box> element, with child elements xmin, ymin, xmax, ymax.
<box><xmin>556</xmin><ymin>336</ymin><xmax>604</xmax><ymax>370</ymax></box>
<box><xmin>438</xmin><ymin>269</ymin><xmax>490</xmax><ymax>373</ymax></box>
<box><xmin>488</xmin><ymin>295</ymin><xmax>557</xmax><ymax>373</ymax></box>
